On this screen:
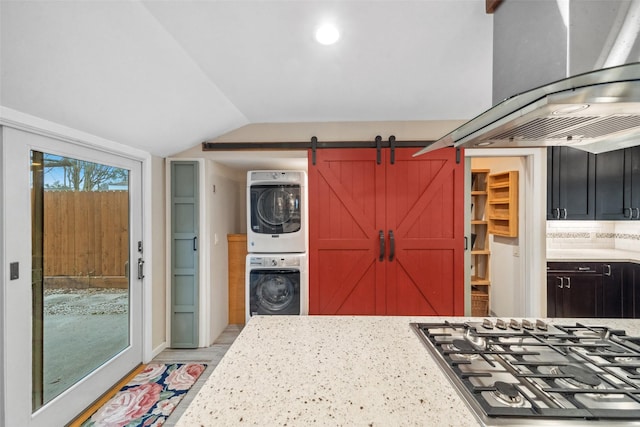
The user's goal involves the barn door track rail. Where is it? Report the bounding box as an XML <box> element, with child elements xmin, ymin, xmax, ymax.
<box><xmin>202</xmin><ymin>136</ymin><xmax>440</xmax><ymax>165</ymax></box>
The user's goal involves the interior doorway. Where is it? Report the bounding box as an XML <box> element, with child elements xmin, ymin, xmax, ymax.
<box><xmin>466</xmin><ymin>148</ymin><xmax>547</xmax><ymax>318</ymax></box>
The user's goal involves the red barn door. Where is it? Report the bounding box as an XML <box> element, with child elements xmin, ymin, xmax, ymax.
<box><xmin>308</xmin><ymin>147</ymin><xmax>464</xmax><ymax>315</ymax></box>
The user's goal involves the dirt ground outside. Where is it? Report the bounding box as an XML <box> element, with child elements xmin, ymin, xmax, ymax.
<box><xmin>43</xmin><ymin>288</ymin><xmax>129</xmax><ymax>402</ymax></box>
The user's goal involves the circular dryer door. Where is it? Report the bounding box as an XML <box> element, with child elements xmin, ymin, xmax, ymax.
<box><xmin>252</xmin><ymin>186</ymin><xmax>301</xmax><ymax>234</ymax></box>
<box><xmin>253</xmin><ymin>273</ymin><xmax>300</xmax><ymax>315</ymax></box>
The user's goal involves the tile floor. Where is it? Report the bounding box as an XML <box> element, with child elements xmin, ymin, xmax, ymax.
<box><xmin>153</xmin><ymin>324</ymin><xmax>243</xmax><ymax>426</ymax></box>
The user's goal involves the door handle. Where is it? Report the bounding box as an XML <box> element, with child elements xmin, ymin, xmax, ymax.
<box><xmin>379</xmin><ymin>230</ymin><xmax>385</xmax><ymax>262</ymax></box>
<box><xmin>388</xmin><ymin>230</ymin><xmax>395</xmax><ymax>262</ymax></box>
<box><xmin>193</xmin><ymin>236</ymin><xmax>198</xmax><ymax>251</ymax></box>
<box><xmin>137</xmin><ymin>258</ymin><xmax>145</xmax><ymax>280</ymax></box>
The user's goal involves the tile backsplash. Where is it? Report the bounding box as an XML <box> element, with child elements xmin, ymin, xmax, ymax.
<box><xmin>547</xmin><ymin>221</ymin><xmax>640</xmax><ymax>252</ymax></box>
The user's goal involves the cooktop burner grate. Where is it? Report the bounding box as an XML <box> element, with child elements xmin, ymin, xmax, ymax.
<box><xmin>411</xmin><ymin>321</ymin><xmax>640</xmax><ymax>425</ymax></box>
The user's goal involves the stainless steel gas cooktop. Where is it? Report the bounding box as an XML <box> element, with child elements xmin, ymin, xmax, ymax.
<box><xmin>411</xmin><ymin>320</ymin><xmax>640</xmax><ymax>426</ymax></box>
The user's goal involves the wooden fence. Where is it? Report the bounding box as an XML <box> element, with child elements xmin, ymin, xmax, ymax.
<box><xmin>43</xmin><ymin>191</ymin><xmax>129</xmax><ymax>282</ymax></box>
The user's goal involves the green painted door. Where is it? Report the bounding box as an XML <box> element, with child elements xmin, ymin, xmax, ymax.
<box><xmin>171</xmin><ymin>161</ymin><xmax>199</xmax><ymax>348</ymax></box>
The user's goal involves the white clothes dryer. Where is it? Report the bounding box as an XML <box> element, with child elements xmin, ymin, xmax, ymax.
<box><xmin>245</xmin><ymin>253</ymin><xmax>308</xmax><ymax>323</ymax></box>
<box><xmin>247</xmin><ymin>170</ymin><xmax>307</xmax><ymax>253</ymax></box>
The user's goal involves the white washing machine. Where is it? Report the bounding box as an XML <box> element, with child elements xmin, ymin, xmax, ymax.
<box><xmin>245</xmin><ymin>253</ymin><xmax>308</xmax><ymax>322</ymax></box>
<box><xmin>247</xmin><ymin>170</ymin><xmax>307</xmax><ymax>253</ymax></box>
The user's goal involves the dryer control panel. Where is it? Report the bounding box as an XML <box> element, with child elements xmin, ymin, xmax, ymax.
<box><xmin>248</xmin><ymin>256</ymin><xmax>301</xmax><ymax>267</ymax></box>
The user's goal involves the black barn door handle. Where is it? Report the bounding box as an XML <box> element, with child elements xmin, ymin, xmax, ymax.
<box><xmin>379</xmin><ymin>230</ymin><xmax>385</xmax><ymax>261</ymax></box>
<box><xmin>389</xmin><ymin>230</ymin><xmax>395</xmax><ymax>261</ymax></box>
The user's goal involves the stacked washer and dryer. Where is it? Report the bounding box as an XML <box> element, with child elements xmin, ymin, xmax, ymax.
<box><xmin>245</xmin><ymin>171</ymin><xmax>308</xmax><ymax>322</ymax></box>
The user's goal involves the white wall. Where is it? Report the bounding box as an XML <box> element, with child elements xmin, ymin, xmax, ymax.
<box><xmin>206</xmin><ymin>160</ymin><xmax>244</xmax><ymax>344</ymax></box>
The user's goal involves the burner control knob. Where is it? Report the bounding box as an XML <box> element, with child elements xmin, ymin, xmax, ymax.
<box><xmin>522</xmin><ymin>319</ymin><xmax>535</xmax><ymax>330</ymax></box>
<box><xmin>270</xmin><ymin>259</ymin><xmax>278</xmax><ymax>266</ymax></box>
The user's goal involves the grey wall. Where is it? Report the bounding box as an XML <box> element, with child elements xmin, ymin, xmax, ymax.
<box><xmin>493</xmin><ymin>0</ymin><xmax>567</xmax><ymax>104</ymax></box>
<box><xmin>493</xmin><ymin>0</ymin><xmax>640</xmax><ymax>104</ymax></box>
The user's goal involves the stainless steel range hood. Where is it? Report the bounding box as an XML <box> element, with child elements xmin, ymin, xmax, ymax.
<box><xmin>415</xmin><ymin>62</ymin><xmax>640</xmax><ymax>156</ymax></box>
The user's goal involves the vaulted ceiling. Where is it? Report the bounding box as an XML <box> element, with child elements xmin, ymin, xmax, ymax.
<box><xmin>0</xmin><ymin>1</ymin><xmax>494</xmax><ymax>157</ymax></box>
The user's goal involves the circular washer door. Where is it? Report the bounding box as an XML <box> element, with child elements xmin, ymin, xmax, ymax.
<box><xmin>256</xmin><ymin>188</ymin><xmax>296</xmax><ymax>227</ymax></box>
<box><xmin>255</xmin><ymin>274</ymin><xmax>296</xmax><ymax>313</ymax></box>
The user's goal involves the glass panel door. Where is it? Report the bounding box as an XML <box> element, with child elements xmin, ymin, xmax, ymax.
<box><xmin>3</xmin><ymin>127</ymin><xmax>143</xmax><ymax>427</ymax></box>
<box><xmin>31</xmin><ymin>151</ymin><xmax>131</xmax><ymax>410</ymax></box>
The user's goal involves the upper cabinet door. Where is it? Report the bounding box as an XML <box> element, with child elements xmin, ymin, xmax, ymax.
<box><xmin>596</xmin><ymin>148</ymin><xmax>627</xmax><ymax>220</ymax></box>
<box><xmin>595</xmin><ymin>146</ymin><xmax>640</xmax><ymax>220</ymax></box>
<box><xmin>547</xmin><ymin>147</ymin><xmax>595</xmax><ymax>220</ymax></box>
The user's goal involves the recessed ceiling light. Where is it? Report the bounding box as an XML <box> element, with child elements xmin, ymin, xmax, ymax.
<box><xmin>315</xmin><ymin>24</ymin><xmax>340</xmax><ymax>45</ymax></box>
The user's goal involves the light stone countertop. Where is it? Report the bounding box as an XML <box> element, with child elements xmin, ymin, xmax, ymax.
<box><xmin>175</xmin><ymin>315</ymin><xmax>640</xmax><ymax>427</ymax></box>
<box><xmin>547</xmin><ymin>248</ymin><xmax>640</xmax><ymax>263</ymax></box>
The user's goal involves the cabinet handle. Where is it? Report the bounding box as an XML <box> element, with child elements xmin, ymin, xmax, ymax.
<box><xmin>388</xmin><ymin>230</ymin><xmax>395</xmax><ymax>262</ymax></box>
<box><xmin>624</xmin><ymin>207</ymin><xmax>633</xmax><ymax>219</ymax></box>
<box><xmin>565</xmin><ymin>276</ymin><xmax>571</xmax><ymax>289</ymax></box>
<box><xmin>193</xmin><ymin>236</ymin><xmax>198</xmax><ymax>251</ymax></box>
<box><xmin>604</xmin><ymin>264</ymin><xmax>612</xmax><ymax>277</ymax></box>
<box><xmin>578</xmin><ymin>267</ymin><xmax>591</xmax><ymax>271</ymax></box>
<box><xmin>634</xmin><ymin>207</ymin><xmax>640</xmax><ymax>219</ymax></box>
<box><xmin>554</xmin><ymin>208</ymin><xmax>560</xmax><ymax>219</ymax></box>
<box><xmin>562</xmin><ymin>208</ymin><xmax>568</xmax><ymax>219</ymax></box>
<box><xmin>558</xmin><ymin>277</ymin><xmax>564</xmax><ymax>289</ymax></box>
<box><xmin>379</xmin><ymin>230</ymin><xmax>385</xmax><ymax>262</ymax></box>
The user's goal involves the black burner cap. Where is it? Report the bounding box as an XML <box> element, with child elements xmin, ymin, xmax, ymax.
<box><xmin>494</xmin><ymin>381</ymin><xmax>519</xmax><ymax>398</ymax></box>
<box><xmin>451</xmin><ymin>339</ymin><xmax>474</xmax><ymax>352</ymax></box>
<box><xmin>558</xmin><ymin>365</ymin><xmax>602</xmax><ymax>387</ymax></box>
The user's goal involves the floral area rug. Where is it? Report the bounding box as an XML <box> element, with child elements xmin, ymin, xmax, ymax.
<box><xmin>81</xmin><ymin>363</ymin><xmax>206</xmax><ymax>427</ymax></box>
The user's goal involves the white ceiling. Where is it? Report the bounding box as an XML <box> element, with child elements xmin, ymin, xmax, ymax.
<box><xmin>0</xmin><ymin>1</ymin><xmax>493</xmax><ymax>158</ymax></box>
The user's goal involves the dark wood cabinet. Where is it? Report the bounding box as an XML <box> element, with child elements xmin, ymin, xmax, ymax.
<box><xmin>601</xmin><ymin>263</ymin><xmax>624</xmax><ymax>318</ymax></box>
<box><xmin>623</xmin><ymin>263</ymin><xmax>640</xmax><ymax>318</ymax></box>
<box><xmin>547</xmin><ymin>147</ymin><xmax>596</xmax><ymax>220</ymax></box>
<box><xmin>547</xmin><ymin>263</ymin><xmax>601</xmax><ymax>317</ymax></box>
<box><xmin>548</xmin><ymin>262</ymin><xmax>640</xmax><ymax>319</ymax></box>
<box><xmin>596</xmin><ymin>146</ymin><xmax>640</xmax><ymax>220</ymax></box>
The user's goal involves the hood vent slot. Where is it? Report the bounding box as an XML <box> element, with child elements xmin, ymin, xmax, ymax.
<box><xmin>556</xmin><ymin>115</ymin><xmax>640</xmax><ymax>139</ymax></box>
<box><xmin>489</xmin><ymin>117</ymin><xmax>597</xmax><ymax>141</ymax></box>
<box><xmin>481</xmin><ymin>115</ymin><xmax>640</xmax><ymax>143</ymax></box>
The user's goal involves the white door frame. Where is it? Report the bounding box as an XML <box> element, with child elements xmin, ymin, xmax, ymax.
<box><xmin>0</xmin><ymin>107</ymin><xmax>154</xmax><ymax>426</ymax></box>
<box><xmin>466</xmin><ymin>147</ymin><xmax>547</xmax><ymax>317</ymax></box>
